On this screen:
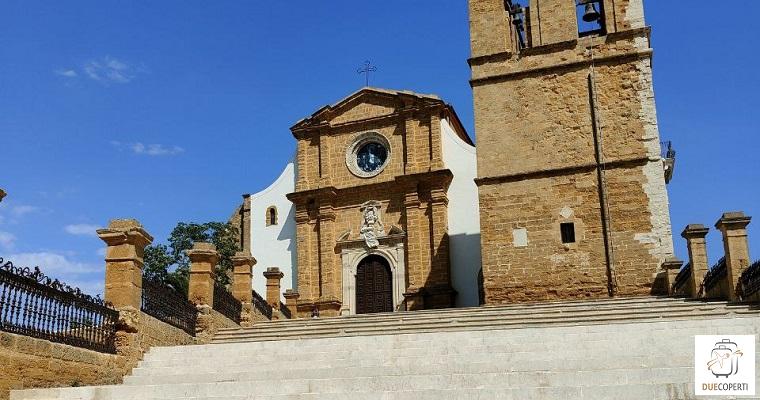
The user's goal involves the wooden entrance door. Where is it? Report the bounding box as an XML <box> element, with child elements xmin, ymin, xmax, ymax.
<box><xmin>355</xmin><ymin>255</ymin><xmax>393</xmax><ymax>314</ymax></box>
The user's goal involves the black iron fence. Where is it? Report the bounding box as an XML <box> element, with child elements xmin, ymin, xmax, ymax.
<box><xmin>740</xmin><ymin>260</ymin><xmax>760</xmax><ymax>298</ymax></box>
<box><xmin>280</xmin><ymin>302</ymin><xmax>292</xmax><ymax>319</ymax></box>
<box><xmin>661</xmin><ymin>140</ymin><xmax>676</xmax><ymax>160</ymax></box>
<box><xmin>213</xmin><ymin>282</ymin><xmax>241</xmax><ymax>324</ymax></box>
<box><xmin>672</xmin><ymin>262</ymin><xmax>691</xmax><ymax>295</ymax></box>
<box><xmin>141</xmin><ymin>277</ymin><xmax>197</xmax><ymax>335</ymax></box>
<box><xmin>703</xmin><ymin>257</ymin><xmax>727</xmax><ymax>292</ymax></box>
<box><xmin>252</xmin><ymin>289</ymin><xmax>272</xmax><ymax>320</ymax></box>
<box><xmin>0</xmin><ymin>257</ymin><xmax>118</xmax><ymax>353</ymax></box>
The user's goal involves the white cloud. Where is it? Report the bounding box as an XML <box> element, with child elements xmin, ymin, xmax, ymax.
<box><xmin>6</xmin><ymin>252</ymin><xmax>101</xmax><ymax>276</ymax></box>
<box><xmin>10</xmin><ymin>205</ymin><xmax>39</xmax><ymax>217</ymax></box>
<box><xmin>55</xmin><ymin>69</ymin><xmax>78</xmax><ymax>78</ymax></box>
<box><xmin>96</xmin><ymin>247</ymin><xmax>107</xmax><ymax>257</ymax></box>
<box><xmin>111</xmin><ymin>141</ymin><xmax>184</xmax><ymax>156</ymax></box>
<box><xmin>131</xmin><ymin>142</ymin><xmax>184</xmax><ymax>156</ymax></box>
<box><xmin>64</xmin><ymin>224</ymin><xmax>100</xmax><ymax>236</ymax></box>
<box><xmin>0</xmin><ymin>231</ymin><xmax>16</xmax><ymax>250</ymax></box>
<box><xmin>83</xmin><ymin>56</ymin><xmax>140</xmax><ymax>84</ymax></box>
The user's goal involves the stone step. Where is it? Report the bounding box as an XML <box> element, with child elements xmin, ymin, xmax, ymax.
<box><xmin>211</xmin><ymin>311</ymin><xmax>748</xmax><ymax>343</ymax></box>
<box><xmin>214</xmin><ymin>297</ymin><xmax>725</xmax><ymax>333</ymax></box>
<box><xmin>11</xmin><ymin>373</ymin><xmax>698</xmax><ymax>400</ymax></box>
<box><xmin>11</xmin><ymin>298</ymin><xmax>760</xmax><ymax>400</ymax></box>
<box><xmin>11</xmin><ymin>384</ymin><xmax>697</xmax><ymax>400</ymax></box>
<box><xmin>123</xmin><ymin>366</ymin><xmax>696</xmax><ymax>387</ymax></box>
<box><xmin>211</xmin><ymin>299</ymin><xmax>756</xmax><ymax>341</ymax></box>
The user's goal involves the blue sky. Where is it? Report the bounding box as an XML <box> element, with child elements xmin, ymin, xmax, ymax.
<box><xmin>1</xmin><ymin>1</ymin><xmax>758</xmax><ymax>295</ymax></box>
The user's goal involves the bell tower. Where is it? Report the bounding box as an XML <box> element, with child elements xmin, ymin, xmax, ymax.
<box><xmin>468</xmin><ymin>0</ymin><xmax>674</xmax><ymax>303</ymax></box>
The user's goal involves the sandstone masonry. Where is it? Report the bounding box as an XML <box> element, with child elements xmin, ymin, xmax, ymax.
<box><xmin>469</xmin><ymin>0</ymin><xmax>674</xmax><ymax>303</ymax></box>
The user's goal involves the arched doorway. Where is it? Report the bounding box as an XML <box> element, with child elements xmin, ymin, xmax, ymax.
<box><xmin>355</xmin><ymin>255</ymin><xmax>393</xmax><ymax>314</ymax></box>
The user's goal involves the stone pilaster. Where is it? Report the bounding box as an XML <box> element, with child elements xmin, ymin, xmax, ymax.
<box><xmin>231</xmin><ymin>252</ymin><xmax>256</xmax><ymax>327</ymax></box>
<box><xmin>681</xmin><ymin>224</ymin><xmax>710</xmax><ymax>298</ymax></box>
<box><xmin>661</xmin><ymin>257</ymin><xmax>684</xmax><ymax>296</ymax></box>
<box><xmin>401</xmin><ymin>181</ymin><xmax>427</xmax><ymax>311</ymax></box>
<box><xmin>240</xmin><ymin>195</ymin><xmax>252</xmax><ymax>255</ymax></box>
<box><xmin>186</xmin><ymin>243</ymin><xmax>219</xmax><ymax>306</ymax></box>
<box><xmin>715</xmin><ymin>212</ymin><xmax>752</xmax><ymax>302</ymax></box>
<box><xmin>317</xmin><ymin>190</ymin><xmax>339</xmax><ymax>305</ymax></box>
<box><xmin>97</xmin><ymin>219</ymin><xmax>153</xmax><ymax>310</ymax></box>
<box><xmin>263</xmin><ymin>267</ymin><xmax>284</xmax><ymax>310</ymax></box>
<box><xmin>428</xmin><ymin>186</ymin><xmax>453</xmax><ymax>308</ymax></box>
<box><xmin>283</xmin><ymin>289</ymin><xmax>300</xmax><ymax>319</ymax></box>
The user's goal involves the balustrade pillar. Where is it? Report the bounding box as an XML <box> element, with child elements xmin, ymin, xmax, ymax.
<box><xmin>661</xmin><ymin>257</ymin><xmax>684</xmax><ymax>296</ymax></box>
<box><xmin>283</xmin><ymin>289</ymin><xmax>300</xmax><ymax>319</ymax></box>
<box><xmin>681</xmin><ymin>224</ymin><xmax>710</xmax><ymax>298</ymax></box>
<box><xmin>716</xmin><ymin>212</ymin><xmax>752</xmax><ymax>301</ymax></box>
<box><xmin>231</xmin><ymin>252</ymin><xmax>256</xmax><ymax>327</ymax></box>
<box><xmin>97</xmin><ymin>219</ymin><xmax>153</xmax><ymax>310</ymax></box>
<box><xmin>264</xmin><ymin>267</ymin><xmax>283</xmax><ymax>319</ymax></box>
<box><xmin>187</xmin><ymin>242</ymin><xmax>219</xmax><ymax>306</ymax></box>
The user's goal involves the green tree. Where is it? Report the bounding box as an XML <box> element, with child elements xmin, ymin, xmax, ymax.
<box><xmin>143</xmin><ymin>222</ymin><xmax>240</xmax><ymax>296</ymax></box>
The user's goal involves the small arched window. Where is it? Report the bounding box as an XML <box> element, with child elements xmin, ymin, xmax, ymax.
<box><xmin>266</xmin><ymin>206</ymin><xmax>278</xmax><ymax>226</ymax></box>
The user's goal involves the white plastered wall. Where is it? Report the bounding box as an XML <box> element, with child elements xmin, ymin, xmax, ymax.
<box><xmin>248</xmin><ymin>160</ymin><xmax>297</xmax><ymax>301</ymax></box>
<box><xmin>441</xmin><ymin>118</ymin><xmax>482</xmax><ymax>307</ymax></box>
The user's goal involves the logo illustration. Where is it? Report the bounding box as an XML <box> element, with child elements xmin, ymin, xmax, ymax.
<box><xmin>695</xmin><ymin>335</ymin><xmax>755</xmax><ymax>396</ymax></box>
<box><xmin>706</xmin><ymin>339</ymin><xmax>744</xmax><ymax>378</ymax></box>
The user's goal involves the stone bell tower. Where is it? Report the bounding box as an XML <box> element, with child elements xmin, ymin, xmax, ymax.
<box><xmin>469</xmin><ymin>0</ymin><xmax>674</xmax><ymax>303</ymax></box>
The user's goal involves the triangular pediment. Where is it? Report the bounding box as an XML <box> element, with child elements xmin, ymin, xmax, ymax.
<box><xmin>291</xmin><ymin>87</ymin><xmax>443</xmax><ymax>130</ymax></box>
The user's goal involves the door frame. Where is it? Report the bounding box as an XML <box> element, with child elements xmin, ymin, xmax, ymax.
<box><xmin>340</xmin><ymin>241</ymin><xmax>406</xmax><ymax>316</ymax></box>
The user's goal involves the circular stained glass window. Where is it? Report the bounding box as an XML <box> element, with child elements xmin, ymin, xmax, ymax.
<box><xmin>356</xmin><ymin>142</ymin><xmax>388</xmax><ymax>173</ymax></box>
<box><xmin>346</xmin><ymin>132</ymin><xmax>392</xmax><ymax>178</ymax></box>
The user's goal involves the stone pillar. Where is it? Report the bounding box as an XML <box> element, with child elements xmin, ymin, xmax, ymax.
<box><xmin>682</xmin><ymin>224</ymin><xmax>710</xmax><ymax>298</ymax></box>
<box><xmin>317</xmin><ymin>190</ymin><xmax>340</xmax><ymax>315</ymax></box>
<box><xmin>283</xmin><ymin>289</ymin><xmax>300</xmax><ymax>319</ymax></box>
<box><xmin>661</xmin><ymin>257</ymin><xmax>684</xmax><ymax>296</ymax></box>
<box><xmin>264</xmin><ymin>267</ymin><xmax>284</xmax><ymax>310</ymax></box>
<box><xmin>187</xmin><ymin>242</ymin><xmax>219</xmax><ymax>306</ymax></box>
<box><xmin>231</xmin><ymin>252</ymin><xmax>256</xmax><ymax>327</ymax></box>
<box><xmin>97</xmin><ymin>219</ymin><xmax>153</xmax><ymax>310</ymax></box>
<box><xmin>715</xmin><ymin>212</ymin><xmax>752</xmax><ymax>302</ymax></box>
<box><xmin>97</xmin><ymin>219</ymin><xmax>153</xmax><ymax>360</ymax></box>
<box><xmin>240</xmin><ymin>195</ymin><xmax>252</xmax><ymax>255</ymax></box>
<box><xmin>402</xmin><ymin>184</ymin><xmax>427</xmax><ymax>310</ymax></box>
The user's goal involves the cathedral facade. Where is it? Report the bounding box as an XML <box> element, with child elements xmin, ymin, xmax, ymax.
<box><xmin>232</xmin><ymin>0</ymin><xmax>675</xmax><ymax>316</ymax></box>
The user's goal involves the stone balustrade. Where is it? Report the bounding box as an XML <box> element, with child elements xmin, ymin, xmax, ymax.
<box><xmin>665</xmin><ymin>211</ymin><xmax>753</xmax><ymax>302</ymax></box>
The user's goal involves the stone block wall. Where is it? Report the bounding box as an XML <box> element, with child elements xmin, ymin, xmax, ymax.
<box><xmin>0</xmin><ymin>332</ymin><xmax>121</xmax><ymax>400</ymax></box>
<box><xmin>0</xmin><ymin>309</ymin><xmax>194</xmax><ymax>400</ymax></box>
<box><xmin>470</xmin><ymin>0</ymin><xmax>673</xmax><ymax>303</ymax></box>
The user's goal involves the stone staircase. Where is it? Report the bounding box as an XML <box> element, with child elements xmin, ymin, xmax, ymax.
<box><xmin>11</xmin><ymin>297</ymin><xmax>760</xmax><ymax>400</ymax></box>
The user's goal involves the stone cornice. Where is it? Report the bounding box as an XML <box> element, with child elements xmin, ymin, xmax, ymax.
<box><xmin>475</xmin><ymin>157</ymin><xmax>649</xmax><ymax>187</ymax></box>
<box><xmin>471</xmin><ymin>49</ymin><xmax>653</xmax><ymax>87</ymax></box>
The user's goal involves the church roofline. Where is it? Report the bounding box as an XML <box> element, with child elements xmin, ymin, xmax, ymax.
<box><xmin>290</xmin><ymin>87</ymin><xmax>473</xmax><ymax>146</ymax></box>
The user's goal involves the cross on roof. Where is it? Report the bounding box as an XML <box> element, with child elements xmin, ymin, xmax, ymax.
<box><xmin>357</xmin><ymin>60</ymin><xmax>378</xmax><ymax>87</ymax></box>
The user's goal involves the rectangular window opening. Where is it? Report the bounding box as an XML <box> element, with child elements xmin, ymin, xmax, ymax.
<box><xmin>576</xmin><ymin>0</ymin><xmax>606</xmax><ymax>37</ymax></box>
<box><xmin>560</xmin><ymin>222</ymin><xmax>576</xmax><ymax>244</ymax></box>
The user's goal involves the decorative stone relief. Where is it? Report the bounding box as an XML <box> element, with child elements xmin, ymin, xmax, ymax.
<box><xmin>359</xmin><ymin>201</ymin><xmax>386</xmax><ymax>248</ymax></box>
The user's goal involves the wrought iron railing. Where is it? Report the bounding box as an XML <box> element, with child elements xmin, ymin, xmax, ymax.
<box><xmin>671</xmin><ymin>262</ymin><xmax>691</xmax><ymax>295</ymax></box>
<box><xmin>280</xmin><ymin>302</ymin><xmax>292</xmax><ymax>319</ymax></box>
<box><xmin>252</xmin><ymin>289</ymin><xmax>272</xmax><ymax>320</ymax></box>
<box><xmin>661</xmin><ymin>140</ymin><xmax>676</xmax><ymax>160</ymax></box>
<box><xmin>0</xmin><ymin>257</ymin><xmax>118</xmax><ymax>353</ymax></box>
<box><xmin>703</xmin><ymin>257</ymin><xmax>727</xmax><ymax>292</ymax></box>
<box><xmin>141</xmin><ymin>277</ymin><xmax>197</xmax><ymax>335</ymax></box>
<box><xmin>740</xmin><ymin>260</ymin><xmax>760</xmax><ymax>298</ymax></box>
<box><xmin>213</xmin><ymin>282</ymin><xmax>241</xmax><ymax>324</ymax></box>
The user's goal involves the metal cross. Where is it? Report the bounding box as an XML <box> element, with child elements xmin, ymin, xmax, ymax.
<box><xmin>357</xmin><ymin>60</ymin><xmax>378</xmax><ymax>87</ymax></box>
